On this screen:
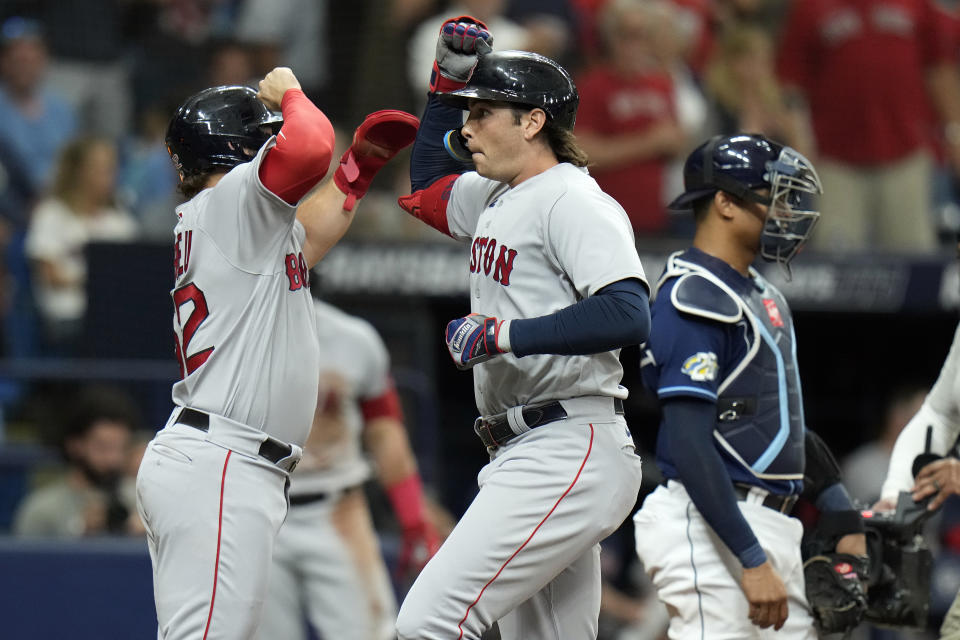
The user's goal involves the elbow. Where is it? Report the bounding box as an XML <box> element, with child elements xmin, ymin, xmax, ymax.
<box><xmin>301</xmin><ymin>119</ymin><xmax>336</xmax><ymax>173</ymax></box>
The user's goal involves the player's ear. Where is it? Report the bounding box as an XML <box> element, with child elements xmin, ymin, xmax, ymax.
<box><xmin>714</xmin><ymin>191</ymin><xmax>737</xmax><ymax>220</ymax></box>
<box><xmin>521</xmin><ymin>108</ymin><xmax>547</xmax><ymax>140</ymax></box>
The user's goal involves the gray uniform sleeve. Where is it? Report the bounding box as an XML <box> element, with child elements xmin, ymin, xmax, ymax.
<box><xmin>545</xmin><ymin>187</ymin><xmax>646</xmax><ymax>297</ymax></box>
<box><xmin>447</xmin><ymin>172</ymin><xmax>506</xmax><ymax>241</ymax></box>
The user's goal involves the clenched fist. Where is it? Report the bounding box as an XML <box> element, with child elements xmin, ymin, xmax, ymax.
<box><xmin>257</xmin><ymin>67</ymin><xmax>301</xmax><ymax>111</ymax></box>
<box><xmin>431</xmin><ymin>15</ymin><xmax>493</xmax><ymax>93</ymax></box>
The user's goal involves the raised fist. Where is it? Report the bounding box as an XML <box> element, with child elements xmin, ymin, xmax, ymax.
<box><xmin>257</xmin><ymin>67</ymin><xmax>300</xmax><ymax>111</ymax></box>
<box><xmin>431</xmin><ymin>15</ymin><xmax>493</xmax><ymax>93</ymax></box>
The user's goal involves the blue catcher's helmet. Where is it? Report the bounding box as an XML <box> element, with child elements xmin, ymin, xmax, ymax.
<box><xmin>165</xmin><ymin>85</ymin><xmax>283</xmax><ymax>180</ymax></box>
<box><xmin>668</xmin><ymin>134</ymin><xmax>822</xmax><ymax>268</ymax></box>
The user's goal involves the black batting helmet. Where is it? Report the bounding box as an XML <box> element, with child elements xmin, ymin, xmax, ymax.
<box><xmin>165</xmin><ymin>85</ymin><xmax>282</xmax><ymax>179</ymax></box>
<box><xmin>437</xmin><ymin>50</ymin><xmax>579</xmax><ymax>131</ymax></box>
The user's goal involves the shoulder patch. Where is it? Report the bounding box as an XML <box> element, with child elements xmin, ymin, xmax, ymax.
<box><xmin>682</xmin><ymin>352</ymin><xmax>719</xmax><ymax>381</ymax></box>
<box><xmin>670</xmin><ymin>273</ymin><xmax>743</xmax><ymax>324</ymax></box>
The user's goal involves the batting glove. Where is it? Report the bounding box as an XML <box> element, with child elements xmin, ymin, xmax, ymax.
<box><xmin>444</xmin><ymin>313</ymin><xmax>508</xmax><ymax>370</ymax></box>
<box><xmin>430</xmin><ymin>15</ymin><xmax>493</xmax><ymax>94</ymax></box>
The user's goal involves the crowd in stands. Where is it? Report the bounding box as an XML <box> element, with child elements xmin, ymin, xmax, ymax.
<box><xmin>3</xmin><ymin>1</ymin><xmax>960</xmax><ymax>637</ymax></box>
<box><xmin>0</xmin><ymin>0</ymin><xmax>956</xmax><ymax>357</ymax></box>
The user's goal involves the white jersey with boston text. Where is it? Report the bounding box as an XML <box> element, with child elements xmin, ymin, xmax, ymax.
<box><xmin>446</xmin><ymin>162</ymin><xmax>647</xmax><ymax>416</ymax></box>
<box><xmin>170</xmin><ymin>139</ymin><xmax>320</xmax><ymax>446</ymax></box>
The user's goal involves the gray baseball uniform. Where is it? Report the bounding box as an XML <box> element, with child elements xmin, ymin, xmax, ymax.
<box><xmin>257</xmin><ymin>299</ymin><xmax>397</xmax><ymax>640</ymax></box>
<box><xmin>397</xmin><ymin>164</ymin><xmax>646</xmax><ymax>639</ymax></box>
<box><xmin>136</xmin><ymin>139</ymin><xmax>318</xmax><ymax>639</ymax></box>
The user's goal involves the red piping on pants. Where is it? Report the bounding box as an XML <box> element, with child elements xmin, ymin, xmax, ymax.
<box><xmin>203</xmin><ymin>450</ymin><xmax>232</xmax><ymax>640</ymax></box>
<box><xmin>456</xmin><ymin>424</ymin><xmax>595</xmax><ymax>638</ymax></box>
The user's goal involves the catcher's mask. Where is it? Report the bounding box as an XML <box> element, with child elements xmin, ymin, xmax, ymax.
<box><xmin>670</xmin><ymin>134</ymin><xmax>822</xmax><ymax>274</ymax></box>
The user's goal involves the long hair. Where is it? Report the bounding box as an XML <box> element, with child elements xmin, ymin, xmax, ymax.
<box><xmin>50</xmin><ymin>136</ymin><xmax>117</xmax><ymax>210</ymax></box>
<box><xmin>544</xmin><ymin>122</ymin><xmax>589</xmax><ymax>167</ymax></box>
<box><xmin>177</xmin><ymin>173</ymin><xmax>213</xmax><ymax>199</ymax></box>
<box><xmin>509</xmin><ymin>105</ymin><xmax>590</xmax><ymax>167</ymax></box>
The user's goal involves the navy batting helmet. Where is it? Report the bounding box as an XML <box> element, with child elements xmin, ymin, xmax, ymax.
<box><xmin>165</xmin><ymin>86</ymin><xmax>282</xmax><ymax>179</ymax></box>
<box><xmin>670</xmin><ymin>134</ymin><xmax>822</xmax><ymax>267</ymax></box>
<box><xmin>437</xmin><ymin>50</ymin><xmax>579</xmax><ymax>131</ymax></box>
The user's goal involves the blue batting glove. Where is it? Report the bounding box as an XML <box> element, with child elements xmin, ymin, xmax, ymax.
<box><xmin>444</xmin><ymin>313</ymin><xmax>505</xmax><ymax>370</ymax></box>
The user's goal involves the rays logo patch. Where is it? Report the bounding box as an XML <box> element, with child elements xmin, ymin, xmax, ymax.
<box><xmin>681</xmin><ymin>352</ymin><xmax>718</xmax><ymax>382</ymax></box>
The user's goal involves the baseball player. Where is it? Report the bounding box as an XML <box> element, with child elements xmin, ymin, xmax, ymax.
<box><xmin>875</xmin><ymin>238</ymin><xmax>960</xmax><ymax>637</ymax></box>
<box><xmin>393</xmin><ymin>16</ymin><xmax>649</xmax><ymax>639</ymax></box>
<box><xmin>135</xmin><ymin>67</ymin><xmax>418</xmax><ymax>639</ymax></box>
<box><xmin>256</xmin><ymin>297</ymin><xmax>441</xmax><ymax>640</ymax></box>
<box><xmin>633</xmin><ymin>134</ymin><xmax>867</xmax><ymax>638</ymax></box>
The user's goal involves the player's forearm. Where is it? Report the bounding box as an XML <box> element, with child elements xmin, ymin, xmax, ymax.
<box><xmin>663</xmin><ymin>398</ymin><xmax>768</xmax><ymax>568</ymax></box>
<box><xmin>259</xmin><ymin>89</ymin><xmax>336</xmax><ymax>204</ymax></box>
<box><xmin>410</xmin><ymin>95</ymin><xmax>472</xmax><ymax>192</ymax></box>
<box><xmin>576</xmin><ymin>128</ymin><xmax>679</xmax><ymax>169</ymax></box>
<box><xmin>509</xmin><ymin>278</ymin><xmax>650</xmax><ymax>357</ymax></box>
<box><xmin>881</xmin><ymin>402</ymin><xmax>956</xmax><ymax>500</ymax></box>
<box><xmin>365</xmin><ymin>417</ymin><xmax>419</xmax><ymax>486</ymax></box>
<box><xmin>296</xmin><ymin>179</ymin><xmax>352</xmax><ymax>268</ymax></box>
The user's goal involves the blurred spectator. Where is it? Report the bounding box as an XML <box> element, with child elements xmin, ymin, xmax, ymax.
<box><xmin>777</xmin><ymin>0</ymin><xmax>960</xmax><ymax>253</ymax></box>
<box><xmin>38</xmin><ymin>0</ymin><xmax>132</xmax><ymax>141</ymax></box>
<box><xmin>118</xmin><ymin>103</ymin><xmax>181</xmax><ymax>242</ymax></box>
<box><xmin>841</xmin><ymin>385</ymin><xmax>927</xmax><ymax>506</ymax></box>
<box><xmin>205</xmin><ymin>37</ymin><xmax>257</xmax><ymax>88</ymax></box>
<box><xmin>0</xmin><ymin>17</ymin><xmax>76</xmax><ymax>202</ymax></box>
<box><xmin>407</xmin><ymin>0</ymin><xmax>534</xmax><ymax>110</ymax></box>
<box><xmin>25</xmin><ymin>136</ymin><xmax>138</xmax><ymax>352</ymax></box>
<box><xmin>713</xmin><ymin>0</ymin><xmax>791</xmax><ymax>36</ymax></box>
<box><xmin>12</xmin><ymin>385</ymin><xmax>143</xmax><ymax>537</ymax></box>
<box><xmin>504</xmin><ymin>0</ymin><xmax>575</xmax><ymax>63</ymax></box>
<box><xmin>703</xmin><ymin>24</ymin><xmax>810</xmax><ymax>153</ymax></box>
<box><xmin>575</xmin><ymin>0</ymin><xmax>688</xmax><ymax>236</ymax></box>
<box><xmin>234</xmin><ymin>0</ymin><xmax>329</xmax><ymax>100</ymax></box>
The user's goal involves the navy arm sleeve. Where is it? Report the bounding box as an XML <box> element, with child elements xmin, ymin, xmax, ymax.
<box><xmin>410</xmin><ymin>95</ymin><xmax>472</xmax><ymax>191</ymax></box>
<box><xmin>663</xmin><ymin>397</ymin><xmax>768</xmax><ymax>568</ymax></box>
<box><xmin>510</xmin><ymin>278</ymin><xmax>650</xmax><ymax>357</ymax></box>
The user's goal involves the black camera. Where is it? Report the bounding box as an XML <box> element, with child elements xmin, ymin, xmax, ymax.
<box><xmin>860</xmin><ymin>491</ymin><xmax>934</xmax><ymax>628</ymax></box>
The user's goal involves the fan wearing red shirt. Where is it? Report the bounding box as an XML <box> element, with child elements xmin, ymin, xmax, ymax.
<box><xmin>777</xmin><ymin>0</ymin><xmax>960</xmax><ymax>252</ymax></box>
<box><xmin>575</xmin><ymin>0</ymin><xmax>687</xmax><ymax>235</ymax></box>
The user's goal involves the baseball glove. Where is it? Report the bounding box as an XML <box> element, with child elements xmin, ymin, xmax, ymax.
<box><xmin>803</xmin><ymin>553</ymin><xmax>868</xmax><ymax>635</ymax></box>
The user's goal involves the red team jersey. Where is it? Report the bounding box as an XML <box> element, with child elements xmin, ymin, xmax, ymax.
<box><xmin>575</xmin><ymin>67</ymin><xmax>677</xmax><ymax>233</ymax></box>
<box><xmin>777</xmin><ymin>0</ymin><xmax>955</xmax><ymax>165</ymax></box>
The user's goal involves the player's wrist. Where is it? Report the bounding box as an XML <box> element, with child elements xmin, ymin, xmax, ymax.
<box><xmin>430</xmin><ymin>62</ymin><xmax>468</xmax><ymax>94</ymax></box>
<box><xmin>495</xmin><ymin>319</ymin><xmax>512</xmax><ymax>353</ymax></box>
<box><xmin>739</xmin><ymin>542</ymin><xmax>768</xmax><ymax>569</ymax></box>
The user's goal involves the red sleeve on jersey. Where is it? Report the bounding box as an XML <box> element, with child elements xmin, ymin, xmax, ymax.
<box><xmin>361</xmin><ymin>381</ymin><xmax>404</xmax><ymax>422</ymax></box>
<box><xmin>397</xmin><ymin>174</ymin><xmax>458</xmax><ymax>237</ymax></box>
<box><xmin>259</xmin><ymin>89</ymin><xmax>336</xmax><ymax>205</ymax></box>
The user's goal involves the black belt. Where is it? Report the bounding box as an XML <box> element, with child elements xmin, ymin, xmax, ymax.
<box><xmin>733</xmin><ymin>483</ymin><xmax>797</xmax><ymax>514</ymax></box>
<box><xmin>661</xmin><ymin>479</ymin><xmax>797</xmax><ymax>515</ymax></box>
<box><xmin>289</xmin><ymin>484</ymin><xmax>360</xmax><ymax>507</ymax></box>
<box><xmin>474</xmin><ymin>398</ymin><xmax>624</xmax><ymax>449</ymax></box>
<box><xmin>175</xmin><ymin>408</ymin><xmax>294</xmax><ymax>466</ymax></box>
<box><xmin>289</xmin><ymin>492</ymin><xmax>328</xmax><ymax>506</ymax></box>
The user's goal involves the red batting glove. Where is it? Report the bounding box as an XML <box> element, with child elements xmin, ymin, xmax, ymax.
<box><xmin>333</xmin><ymin>109</ymin><xmax>419</xmax><ymax>211</ymax></box>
